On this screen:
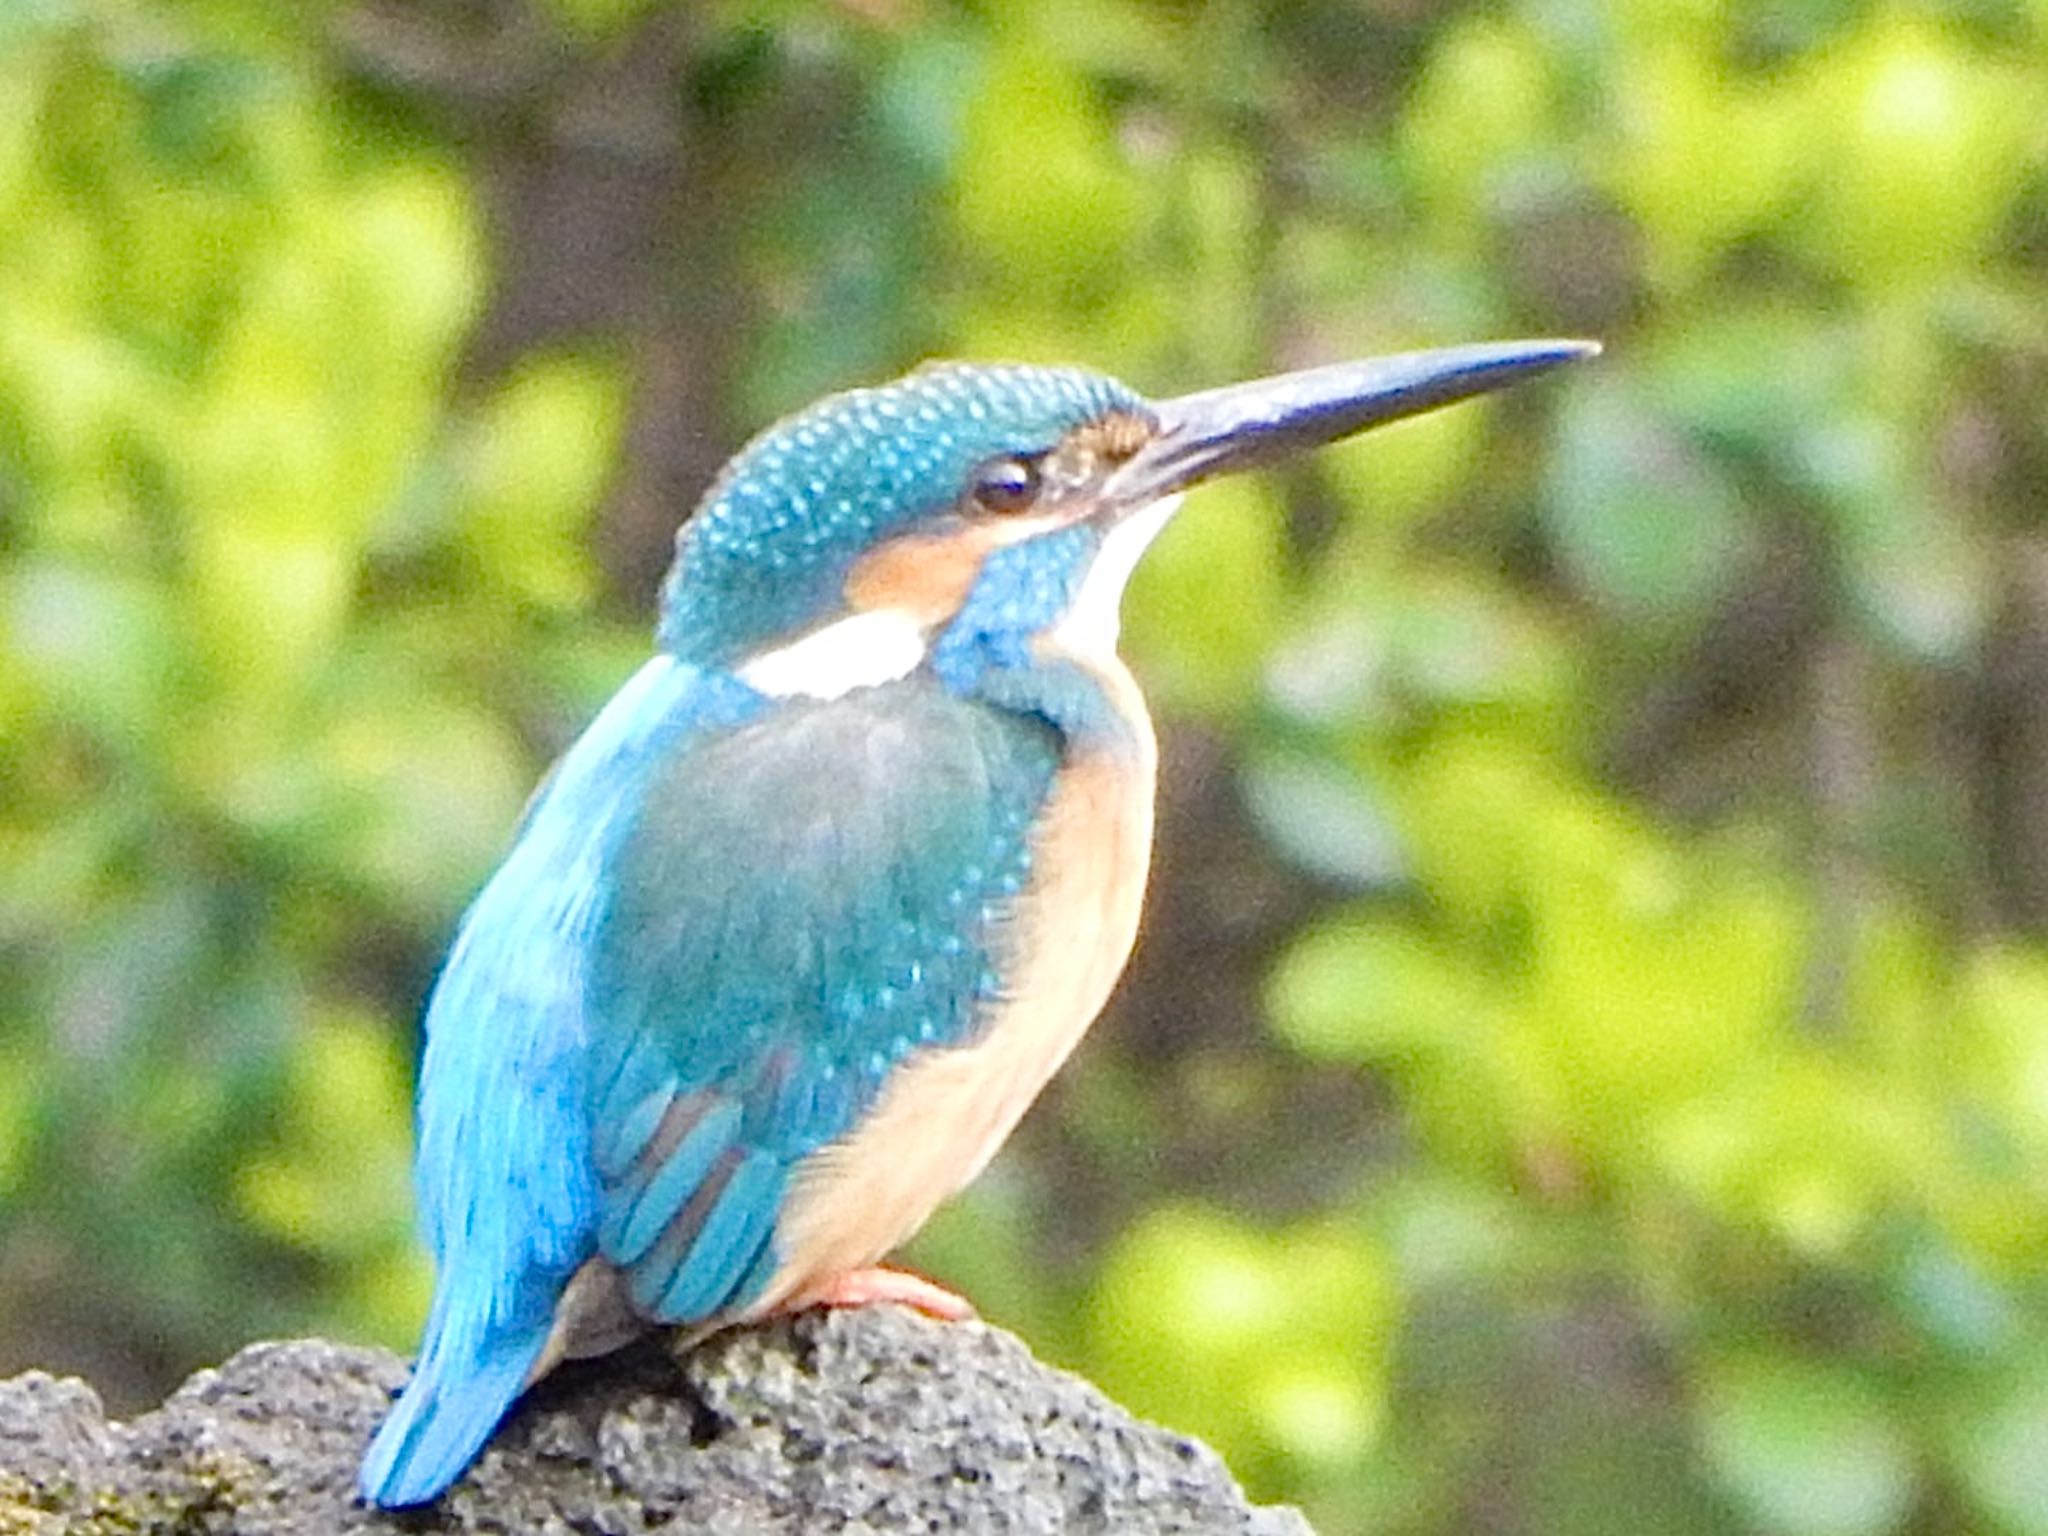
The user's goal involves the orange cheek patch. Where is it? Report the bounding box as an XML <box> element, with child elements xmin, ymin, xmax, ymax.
<box><xmin>844</xmin><ymin>527</ymin><xmax>998</xmax><ymax>625</ymax></box>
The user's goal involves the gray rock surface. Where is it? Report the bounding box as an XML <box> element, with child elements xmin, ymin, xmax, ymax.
<box><xmin>0</xmin><ymin>1307</ymin><xmax>1312</xmax><ymax>1533</ymax></box>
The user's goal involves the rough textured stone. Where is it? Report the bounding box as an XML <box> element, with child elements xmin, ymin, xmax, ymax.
<box><xmin>0</xmin><ymin>1307</ymin><xmax>1312</xmax><ymax>1533</ymax></box>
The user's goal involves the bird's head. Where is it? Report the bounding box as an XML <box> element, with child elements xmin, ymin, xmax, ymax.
<box><xmin>657</xmin><ymin>342</ymin><xmax>1595</xmax><ymax>699</ymax></box>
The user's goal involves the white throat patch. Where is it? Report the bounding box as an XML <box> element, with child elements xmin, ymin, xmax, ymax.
<box><xmin>1051</xmin><ymin>494</ymin><xmax>1183</xmax><ymax>659</ymax></box>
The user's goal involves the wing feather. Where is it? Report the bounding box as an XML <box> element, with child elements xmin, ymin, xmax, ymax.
<box><xmin>600</xmin><ymin>1093</ymin><xmax>742</xmax><ymax>1265</ymax></box>
<box><xmin>584</xmin><ymin>675</ymin><xmax>1059</xmax><ymax>1326</ymax></box>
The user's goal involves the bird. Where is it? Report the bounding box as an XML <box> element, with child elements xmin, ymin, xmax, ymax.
<box><xmin>357</xmin><ymin>338</ymin><xmax>1596</xmax><ymax>1507</ymax></box>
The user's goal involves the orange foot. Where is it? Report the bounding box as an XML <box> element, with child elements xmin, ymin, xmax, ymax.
<box><xmin>783</xmin><ymin>1265</ymin><xmax>977</xmax><ymax>1323</ymax></box>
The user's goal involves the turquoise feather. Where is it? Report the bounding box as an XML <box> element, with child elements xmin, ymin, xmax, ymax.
<box><xmin>585</xmin><ymin>677</ymin><xmax>1062</xmax><ymax>1323</ymax></box>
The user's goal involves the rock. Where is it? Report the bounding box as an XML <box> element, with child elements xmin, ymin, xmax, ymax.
<box><xmin>0</xmin><ymin>1307</ymin><xmax>1313</xmax><ymax>1533</ymax></box>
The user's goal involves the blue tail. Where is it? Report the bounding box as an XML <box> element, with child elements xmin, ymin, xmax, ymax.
<box><xmin>358</xmin><ymin>1327</ymin><xmax>550</xmax><ymax>1508</ymax></box>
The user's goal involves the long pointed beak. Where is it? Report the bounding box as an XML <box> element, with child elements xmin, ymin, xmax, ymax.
<box><xmin>1105</xmin><ymin>338</ymin><xmax>1599</xmax><ymax>510</ymax></box>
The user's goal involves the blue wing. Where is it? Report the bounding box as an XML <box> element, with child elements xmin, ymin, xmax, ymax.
<box><xmin>584</xmin><ymin>675</ymin><xmax>1060</xmax><ymax>1327</ymax></box>
<box><xmin>360</xmin><ymin>656</ymin><xmax>756</xmax><ymax>1508</ymax></box>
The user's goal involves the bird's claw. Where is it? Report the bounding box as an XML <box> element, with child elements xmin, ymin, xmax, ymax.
<box><xmin>784</xmin><ymin>1265</ymin><xmax>977</xmax><ymax>1322</ymax></box>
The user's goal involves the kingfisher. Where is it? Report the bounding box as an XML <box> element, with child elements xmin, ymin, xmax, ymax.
<box><xmin>358</xmin><ymin>339</ymin><xmax>1595</xmax><ymax>1507</ymax></box>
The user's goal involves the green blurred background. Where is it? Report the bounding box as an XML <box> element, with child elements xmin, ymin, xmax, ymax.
<box><xmin>5</xmin><ymin>1</ymin><xmax>2048</xmax><ymax>1531</ymax></box>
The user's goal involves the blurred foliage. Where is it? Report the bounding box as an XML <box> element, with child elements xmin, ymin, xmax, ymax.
<box><xmin>4</xmin><ymin>3</ymin><xmax>2048</xmax><ymax>1534</ymax></box>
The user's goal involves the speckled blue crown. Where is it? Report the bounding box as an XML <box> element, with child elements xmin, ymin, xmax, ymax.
<box><xmin>657</xmin><ymin>362</ymin><xmax>1144</xmax><ymax>665</ymax></box>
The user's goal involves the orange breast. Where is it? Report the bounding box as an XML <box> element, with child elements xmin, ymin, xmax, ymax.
<box><xmin>753</xmin><ymin>651</ymin><xmax>1157</xmax><ymax>1313</ymax></box>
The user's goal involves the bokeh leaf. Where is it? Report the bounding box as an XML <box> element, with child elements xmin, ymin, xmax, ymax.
<box><xmin>1694</xmin><ymin>1356</ymin><xmax>1916</xmax><ymax>1536</ymax></box>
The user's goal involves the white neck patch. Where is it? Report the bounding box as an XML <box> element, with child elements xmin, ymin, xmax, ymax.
<box><xmin>1051</xmin><ymin>494</ymin><xmax>1183</xmax><ymax>659</ymax></box>
<box><xmin>737</xmin><ymin>607</ymin><xmax>929</xmax><ymax>701</ymax></box>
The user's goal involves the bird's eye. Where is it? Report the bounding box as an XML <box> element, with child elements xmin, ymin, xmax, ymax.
<box><xmin>968</xmin><ymin>455</ymin><xmax>1041</xmax><ymax>516</ymax></box>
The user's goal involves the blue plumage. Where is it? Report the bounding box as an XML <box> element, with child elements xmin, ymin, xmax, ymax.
<box><xmin>362</xmin><ymin>368</ymin><xmax>1101</xmax><ymax>1509</ymax></box>
<box><xmin>933</xmin><ymin>522</ymin><xmax>1100</xmax><ymax>688</ymax></box>
<box><xmin>361</xmin><ymin>655</ymin><xmax>755</xmax><ymax>1506</ymax></box>
<box><xmin>584</xmin><ymin>680</ymin><xmax>1059</xmax><ymax>1324</ymax></box>
<box><xmin>361</xmin><ymin>342</ymin><xmax>1591</xmax><ymax>1507</ymax></box>
<box><xmin>363</xmin><ymin>666</ymin><xmax>1061</xmax><ymax>1507</ymax></box>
